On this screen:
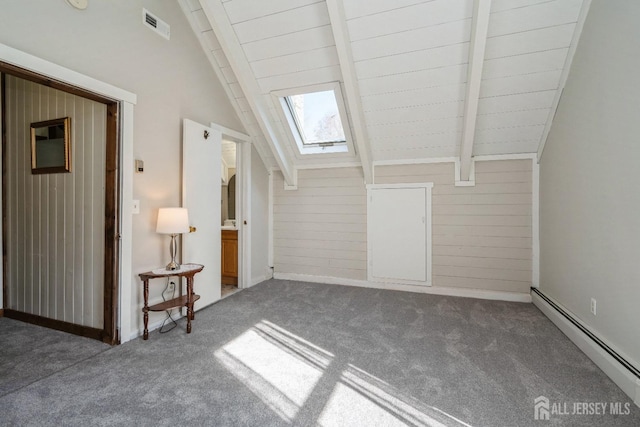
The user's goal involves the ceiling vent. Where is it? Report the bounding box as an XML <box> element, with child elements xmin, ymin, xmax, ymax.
<box><xmin>143</xmin><ymin>8</ymin><xmax>170</xmax><ymax>40</ymax></box>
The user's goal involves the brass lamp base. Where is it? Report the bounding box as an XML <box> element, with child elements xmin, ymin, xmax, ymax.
<box><xmin>166</xmin><ymin>234</ymin><xmax>181</xmax><ymax>271</ymax></box>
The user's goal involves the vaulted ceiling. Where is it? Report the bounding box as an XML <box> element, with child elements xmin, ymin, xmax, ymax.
<box><xmin>179</xmin><ymin>0</ymin><xmax>589</xmax><ymax>186</ymax></box>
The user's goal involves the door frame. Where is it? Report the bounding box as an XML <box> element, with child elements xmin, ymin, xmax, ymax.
<box><xmin>211</xmin><ymin>123</ymin><xmax>251</xmax><ymax>289</ymax></box>
<box><xmin>0</xmin><ymin>43</ymin><xmax>136</xmax><ymax>344</ymax></box>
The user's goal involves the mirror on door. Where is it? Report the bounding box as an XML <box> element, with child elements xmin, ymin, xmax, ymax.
<box><xmin>221</xmin><ymin>140</ymin><xmax>239</xmax><ymax>298</ymax></box>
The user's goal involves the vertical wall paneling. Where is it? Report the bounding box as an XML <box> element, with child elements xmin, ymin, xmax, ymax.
<box><xmin>4</xmin><ymin>75</ymin><xmax>105</xmax><ymax>329</ymax></box>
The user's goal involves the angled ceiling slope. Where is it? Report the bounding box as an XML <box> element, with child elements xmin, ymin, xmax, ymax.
<box><xmin>181</xmin><ymin>0</ymin><xmax>590</xmax><ymax>186</ymax></box>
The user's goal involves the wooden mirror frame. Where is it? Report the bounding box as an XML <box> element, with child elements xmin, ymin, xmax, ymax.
<box><xmin>30</xmin><ymin>117</ymin><xmax>71</xmax><ymax>174</ymax></box>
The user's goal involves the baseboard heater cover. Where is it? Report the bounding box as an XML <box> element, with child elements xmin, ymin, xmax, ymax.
<box><xmin>531</xmin><ymin>288</ymin><xmax>640</xmax><ymax>380</ymax></box>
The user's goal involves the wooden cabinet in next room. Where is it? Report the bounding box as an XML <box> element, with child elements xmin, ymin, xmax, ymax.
<box><xmin>221</xmin><ymin>229</ymin><xmax>238</xmax><ymax>285</ymax></box>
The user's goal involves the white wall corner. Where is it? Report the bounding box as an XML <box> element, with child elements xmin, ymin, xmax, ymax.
<box><xmin>283</xmin><ymin>168</ymin><xmax>298</xmax><ymax>191</ymax></box>
<box><xmin>532</xmin><ymin>158</ymin><xmax>540</xmax><ymax>287</ymax></box>
<box><xmin>455</xmin><ymin>158</ymin><xmax>476</xmax><ymax>187</ymax></box>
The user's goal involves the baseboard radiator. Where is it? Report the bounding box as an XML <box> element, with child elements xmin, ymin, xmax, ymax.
<box><xmin>532</xmin><ymin>288</ymin><xmax>640</xmax><ymax>407</ymax></box>
<box><xmin>532</xmin><ymin>288</ymin><xmax>640</xmax><ymax>380</ymax></box>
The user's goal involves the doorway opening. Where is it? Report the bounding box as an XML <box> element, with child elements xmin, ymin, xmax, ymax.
<box><xmin>221</xmin><ymin>139</ymin><xmax>240</xmax><ymax>298</ymax></box>
<box><xmin>0</xmin><ymin>62</ymin><xmax>119</xmax><ymax>344</ymax></box>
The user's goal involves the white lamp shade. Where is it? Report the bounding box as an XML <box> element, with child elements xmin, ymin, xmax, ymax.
<box><xmin>156</xmin><ymin>208</ymin><xmax>190</xmax><ymax>234</ymax></box>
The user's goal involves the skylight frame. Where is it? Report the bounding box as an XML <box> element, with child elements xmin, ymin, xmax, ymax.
<box><xmin>272</xmin><ymin>82</ymin><xmax>356</xmax><ymax>158</ymax></box>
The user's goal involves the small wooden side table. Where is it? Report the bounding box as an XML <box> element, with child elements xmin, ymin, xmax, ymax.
<box><xmin>138</xmin><ymin>263</ymin><xmax>204</xmax><ymax>340</ymax></box>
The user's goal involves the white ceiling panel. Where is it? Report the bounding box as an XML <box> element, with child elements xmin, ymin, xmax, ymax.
<box><xmin>480</xmin><ymin>70</ymin><xmax>562</xmax><ymax>98</ymax></box>
<box><xmin>250</xmin><ymin>46</ymin><xmax>339</xmax><ymax>79</ymax></box>
<box><xmin>359</xmin><ymin>64</ymin><xmax>468</xmax><ymax>97</ymax></box>
<box><xmin>343</xmin><ymin>0</ymin><xmax>432</xmax><ymax>19</ymax></box>
<box><xmin>365</xmin><ymin>101</ymin><xmax>464</xmax><ymax>125</ymax></box>
<box><xmin>232</xmin><ymin>2</ymin><xmax>330</xmax><ymax>44</ymax></box>
<box><xmin>355</xmin><ymin>43</ymin><xmax>469</xmax><ymax>80</ymax></box>
<box><xmin>256</xmin><ymin>65</ymin><xmax>342</xmax><ymax>93</ymax></box>
<box><xmin>477</xmin><ymin>91</ymin><xmax>555</xmax><ymax>114</ymax></box>
<box><xmin>490</xmin><ymin>0</ymin><xmax>553</xmax><ymax>13</ymax></box>
<box><xmin>346</xmin><ymin>0</ymin><xmax>472</xmax><ymax>41</ymax></box>
<box><xmin>223</xmin><ymin>0</ymin><xmax>321</xmax><ymax>24</ymax></box>
<box><xmin>473</xmin><ymin>139</ymin><xmax>540</xmax><ymax>156</ymax></box>
<box><xmin>485</xmin><ymin>24</ymin><xmax>575</xmax><ymax>59</ymax></box>
<box><xmin>242</xmin><ymin>25</ymin><xmax>335</xmax><ymax>62</ymax></box>
<box><xmin>476</xmin><ymin>109</ymin><xmax>550</xmax><ymax>130</ymax></box>
<box><xmin>362</xmin><ymin>84</ymin><xmax>466</xmax><ymax>112</ymax></box>
<box><xmin>373</xmin><ymin>136</ymin><xmax>461</xmax><ymax>158</ymax></box>
<box><xmin>183</xmin><ymin>0</ymin><xmax>588</xmax><ymax>171</ymax></box>
<box><xmin>351</xmin><ymin>19</ymin><xmax>471</xmax><ymax>62</ymax></box>
<box><xmin>487</xmin><ymin>0</ymin><xmax>582</xmax><ymax>38</ymax></box>
<box><xmin>475</xmin><ymin>125</ymin><xmax>545</xmax><ymax>145</ymax></box>
<box><xmin>482</xmin><ymin>49</ymin><xmax>568</xmax><ymax>80</ymax></box>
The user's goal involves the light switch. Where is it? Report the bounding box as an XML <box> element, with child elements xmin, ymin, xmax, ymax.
<box><xmin>132</xmin><ymin>200</ymin><xmax>140</xmax><ymax>214</ymax></box>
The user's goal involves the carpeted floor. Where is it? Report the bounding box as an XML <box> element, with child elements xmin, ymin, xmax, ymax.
<box><xmin>0</xmin><ymin>279</ymin><xmax>638</xmax><ymax>426</ymax></box>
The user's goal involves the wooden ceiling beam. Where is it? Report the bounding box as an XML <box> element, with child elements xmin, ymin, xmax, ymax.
<box><xmin>326</xmin><ymin>0</ymin><xmax>373</xmax><ymax>185</ymax></box>
<box><xmin>459</xmin><ymin>0</ymin><xmax>492</xmax><ymax>184</ymax></box>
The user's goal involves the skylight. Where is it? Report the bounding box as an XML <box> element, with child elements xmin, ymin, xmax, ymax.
<box><xmin>284</xmin><ymin>90</ymin><xmax>346</xmax><ymax>146</ymax></box>
<box><xmin>274</xmin><ymin>83</ymin><xmax>354</xmax><ymax>157</ymax></box>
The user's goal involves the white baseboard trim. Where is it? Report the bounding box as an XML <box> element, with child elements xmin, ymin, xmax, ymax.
<box><xmin>273</xmin><ymin>272</ymin><xmax>531</xmax><ymax>303</ymax></box>
<box><xmin>250</xmin><ymin>273</ymin><xmax>272</xmax><ymax>287</ymax></box>
<box><xmin>532</xmin><ymin>290</ymin><xmax>640</xmax><ymax>407</ymax></box>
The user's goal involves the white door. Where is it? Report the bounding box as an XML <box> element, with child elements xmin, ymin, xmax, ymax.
<box><xmin>182</xmin><ymin>119</ymin><xmax>222</xmax><ymax>309</ymax></box>
<box><xmin>369</xmin><ymin>187</ymin><xmax>427</xmax><ymax>283</ymax></box>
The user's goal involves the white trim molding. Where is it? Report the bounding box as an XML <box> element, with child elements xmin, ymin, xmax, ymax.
<box><xmin>0</xmin><ymin>42</ymin><xmax>136</xmax><ymax>343</ymax></box>
<box><xmin>0</xmin><ymin>43</ymin><xmax>137</xmax><ymax>104</ymax></box>
<box><xmin>326</xmin><ymin>0</ymin><xmax>374</xmax><ymax>184</ymax></box>
<box><xmin>455</xmin><ymin>158</ymin><xmax>476</xmax><ymax>187</ymax></box>
<box><xmin>459</xmin><ymin>0</ymin><xmax>492</xmax><ymax>182</ymax></box>
<box><xmin>274</xmin><ymin>273</ymin><xmax>531</xmax><ymax>303</ymax></box>
<box><xmin>532</xmin><ymin>290</ymin><xmax>640</xmax><ymax>407</ymax></box>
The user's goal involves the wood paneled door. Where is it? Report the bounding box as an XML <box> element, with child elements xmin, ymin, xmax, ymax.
<box><xmin>1</xmin><ymin>63</ymin><xmax>119</xmax><ymax>344</ymax></box>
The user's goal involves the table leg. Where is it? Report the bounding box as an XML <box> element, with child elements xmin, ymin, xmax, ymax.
<box><xmin>143</xmin><ymin>279</ymin><xmax>149</xmax><ymax>340</ymax></box>
<box><xmin>186</xmin><ymin>275</ymin><xmax>193</xmax><ymax>333</ymax></box>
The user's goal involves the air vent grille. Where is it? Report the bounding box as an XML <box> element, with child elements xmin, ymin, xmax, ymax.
<box><xmin>142</xmin><ymin>8</ymin><xmax>170</xmax><ymax>40</ymax></box>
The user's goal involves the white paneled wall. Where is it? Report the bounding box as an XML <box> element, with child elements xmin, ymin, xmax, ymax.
<box><xmin>4</xmin><ymin>75</ymin><xmax>105</xmax><ymax>328</ymax></box>
<box><xmin>273</xmin><ymin>160</ymin><xmax>532</xmax><ymax>293</ymax></box>
<box><xmin>273</xmin><ymin>167</ymin><xmax>367</xmax><ymax>280</ymax></box>
<box><xmin>375</xmin><ymin>160</ymin><xmax>532</xmax><ymax>293</ymax></box>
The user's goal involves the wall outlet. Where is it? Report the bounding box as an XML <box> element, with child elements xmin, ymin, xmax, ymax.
<box><xmin>168</xmin><ymin>281</ymin><xmax>175</xmax><ymax>292</ymax></box>
<box><xmin>590</xmin><ymin>298</ymin><xmax>597</xmax><ymax>315</ymax></box>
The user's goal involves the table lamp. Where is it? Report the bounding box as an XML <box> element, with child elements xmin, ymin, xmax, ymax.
<box><xmin>156</xmin><ymin>207</ymin><xmax>189</xmax><ymax>270</ymax></box>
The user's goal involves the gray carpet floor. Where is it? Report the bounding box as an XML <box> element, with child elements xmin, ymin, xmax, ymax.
<box><xmin>0</xmin><ymin>279</ymin><xmax>638</xmax><ymax>426</ymax></box>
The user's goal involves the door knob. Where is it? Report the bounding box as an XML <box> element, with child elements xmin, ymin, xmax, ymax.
<box><xmin>189</xmin><ymin>226</ymin><xmax>197</xmax><ymax>233</ymax></box>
